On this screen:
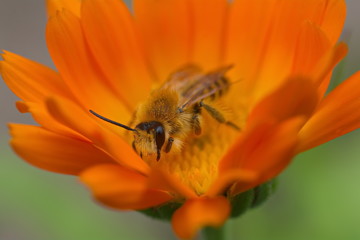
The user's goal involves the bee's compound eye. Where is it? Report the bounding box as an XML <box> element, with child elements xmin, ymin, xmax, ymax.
<box><xmin>135</xmin><ymin>121</ymin><xmax>165</xmax><ymax>161</ymax></box>
<box><xmin>154</xmin><ymin>125</ymin><xmax>165</xmax><ymax>151</ymax></box>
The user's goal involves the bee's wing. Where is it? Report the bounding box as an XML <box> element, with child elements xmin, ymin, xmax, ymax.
<box><xmin>161</xmin><ymin>64</ymin><xmax>203</xmax><ymax>91</ymax></box>
<box><xmin>178</xmin><ymin>65</ymin><xmax>233</xmax><ymax>109</ymax></box>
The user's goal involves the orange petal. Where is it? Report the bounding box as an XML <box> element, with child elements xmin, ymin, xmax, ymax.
<box><xmin>220</xmin><ymin>117</ymin><xmax>303</xmax><ymax>195</ymax></box>
<box><xmin>311</xmin><ymin>0</ymin><xmax>346</xmax><ymax>45</ymax></box>
<box><xmin>0</xmin><ymin>51</ymin><xmax>71</xmax><ymax>102</ymax></box>
<box><xmin>291</xmin><ymin>21</ymin><xmax>331</xmax><ymax>77</ymax></box>
<box><xmin>312</xmin><ymin>43</ymin><xmax>348</xmax><ymax>94</ymax></box>
<box><xmin>189</xmin><ymin>0</ymin><xmax>229</xmax><ymax>69</ymax></box>
<box><xmin>172</xmin><ymin>196</ymin><xmax>230</xmax><ymax>240</ymax></box>
<box><xmin>46</xmin><ymin>9</ymin><xmax>131</xmax><ymax>122</ymax></box>
<box><xmin>148</xmin><ymin>169</ymin><xmax>197</xmax><ymax>199</ymax></box>
<box><xmin>226</xmin><ymin>0</ymin><xmax>279</xmax><ymax>83</ymax></box>
<box><xmin>46</xmin><ymin>0</ymin><xmax>81</xmax><ymax>18</ymax></box>
<box><xmin>298</xmin><ymin>71</ymin><xmax>360</xmax><ymax>152</ymax></box>
<box><xmin>133</xmin><ymin>0</ymin><xmax>192</xmax><ymax>81</ymax></box>
<box><xmin>16</xmin><ymin>101</ymin><xmax>86</xmax><ymax>141</ymax></box>
<box><xmin>134</xmin><ymin>0</ymin><xmax>229</xmax><ymax>75</ymax></box>
<box><xmin>206</xmin><ymin>169</ymin><xmax>258</xmax><ymax>197</ymax></box>
<box><xmin>81</xmin><ymin>0</ymin><xmax>153</xmax><ymax>108</ymax></box>
<box><xmin>80</xmin><ymin>164</ymin><xmax>173</xmax><ymax>210</ymax></box>
<box><xmin>226</xmin><ymin>0</ymin><xmax>345</xmax><ymax>109</ymax></box>
<box><xmin>45</xmin><ymin>96</ymin><xmax>150</xmax><ymax>174</ymax></box>
<box><xmin>247</xmin><ymin>76</ymin><xmax>319</xmax><ymax>124</ymax></box>
<box><xmin>9</xmin><ymin>124</ymin><xmax>114</xmax><ymax>175</ymax></box>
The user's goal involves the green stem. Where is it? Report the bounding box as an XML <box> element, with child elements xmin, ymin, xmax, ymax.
<box><xmin>202</xmin><ymin>225</ymin><xmax>227</xmax><ymax>240</ymax></box>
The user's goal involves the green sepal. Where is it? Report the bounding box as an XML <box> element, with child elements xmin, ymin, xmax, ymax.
<box><xmin>202</xmin><ymin>226</ymin><xmax>226</xmax><ymax>240</ymax></box>
<box><xmin>138</xmin><ymin>179</ymin><xmax>277</xmax><ymax>221</ymax></box>
<box><xmin>230</xmin><ymin>178</ymin><xmax>277</xmax><ymax>218</ymax></box>
<box><xmin>229</xmin><ymin>188</ymin><xmax>254</xmax><ymax>218</ymax></box>
<box><xmin>138</xmin><ymin>201</ymin><xmax>182</xmax><ymax>221</ymax></box>
<box><xmin>251</xmin><ymin>178</ymin><xmax>277</xmax><ymax>208</ymax></box>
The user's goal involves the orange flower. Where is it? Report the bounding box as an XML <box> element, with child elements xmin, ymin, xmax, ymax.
<box><xmin>1</xmin><ymin>0</ymin><xmax>359</xmax><ymax>239</ymax></box>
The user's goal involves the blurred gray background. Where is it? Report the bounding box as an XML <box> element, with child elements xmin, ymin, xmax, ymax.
<box><xmin>0</xmin><ymin>1</ymin><xmax>360</xmax><ymax>240</ymax></box>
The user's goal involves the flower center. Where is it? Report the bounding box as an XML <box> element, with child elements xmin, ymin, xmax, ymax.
<box><xmin>120</xmin><ymin>65</ymin><xmax>244</xmax><ymax>195</ymax></box>
<box><xmin>149</xmin><ymin>113</ymin><xmax>239</xmax><ymax>195</ymax></box>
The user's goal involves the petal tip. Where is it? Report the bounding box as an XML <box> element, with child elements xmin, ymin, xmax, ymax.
<box><xmin>172</xmin><ymin>197</ymin><xmax>230</xmax><ymax>239</ymax></box>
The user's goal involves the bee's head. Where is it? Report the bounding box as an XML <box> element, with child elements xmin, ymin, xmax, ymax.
<box><xmin>133</xmin><ymin>121</ymin><xmax>165</xmax><ymax>161</ymax></box>
<box><xmin>89</xmin><ymin>110</ymin><xmax>166</xmax><ymax>161</ymax></box>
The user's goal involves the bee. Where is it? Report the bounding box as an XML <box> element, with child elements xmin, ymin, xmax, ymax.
<box><xmin>90</xmin><ymin>65</ymin><xmax>239</xmax><ymax>161</ymax></box>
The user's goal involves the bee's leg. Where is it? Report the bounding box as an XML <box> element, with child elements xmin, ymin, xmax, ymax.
<box><xmin>224</xmin><ymin>121</ymin><xmax>241</xmax><ymax>130</ymax></box>
<box><xmin>193</xmin><ymin>116</ymin><xmax>202</xmax><ymax>135</ymax></box>
<box><xmin>164</xmin><ymin>137</ymin><xmax>174</xmax><ymax>153</ymax></box>
<box><xmin>192</xmin><ymin>104</ymin><xmax>202</xmax><ymax>135</ymax></box>
<box><xmin>156</xmin><ymin>150</ymin><xmax>161</xmax><ymax>161</ymax></box>
<box><xmin>200</xmin><ymin>101</ymin><xmax>241</xmax><ymax>130</ymax></box>
<box><xmin>133</xmin><ymin>141</ymin><xmax>144</xmax><ymax>159</ymax></box>
<box><xmin>132</xmin><ymin>141</ymin><xmax>137</xmax><ymax>153</ymax></box>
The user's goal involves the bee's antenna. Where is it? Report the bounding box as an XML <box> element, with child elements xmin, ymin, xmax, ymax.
<box><xmin>89</xmin><ymin>110</ymin><xmax>136</xmax><ymax>132</ymax></box>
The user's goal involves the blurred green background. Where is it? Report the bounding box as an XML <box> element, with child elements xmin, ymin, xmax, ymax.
<box><xmin>1</xmin><ymin>1</ymin><xmax>360</xmax><ymax>240</ymax></box>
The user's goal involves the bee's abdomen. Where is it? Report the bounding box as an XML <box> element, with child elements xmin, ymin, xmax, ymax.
<box><xmin>181</xmin><ymin>76</ymin><xmax>230</xmax><ymax>102</ymax></box>
<box><xmin>206</xmin><ymin>76</ymin><xmax>229</xmax><ymax>101</ymax></box>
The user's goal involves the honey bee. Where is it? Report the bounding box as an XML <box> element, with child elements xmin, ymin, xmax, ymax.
<box><xmin>90</xmin><ymin>65</ymin><xmax>239</xmax><ymax>161</ymax></box>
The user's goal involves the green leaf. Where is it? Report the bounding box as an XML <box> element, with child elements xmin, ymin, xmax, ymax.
<box><xmin>138</xmin><ymin>201</ymin><xmax>182</xmax><ymax>221</ymax></box>
<box><xmin>251</xmin><ymin>178</ymin><xmax>277</xmax><ymax>208</ymax></box>
<box><xmin>139</xmin><ymin>179</ymin><xmax>277</xmax><ymax>221</ymax></box>
<box><xmin>230</xmin><ymin>179</ymin><xmax>277</xmax><ymax>218</ymax></box>
<box><xmin>230</xmin><ymin>188</ymin><xmax>255</xmax><ymax>218</ymax></box>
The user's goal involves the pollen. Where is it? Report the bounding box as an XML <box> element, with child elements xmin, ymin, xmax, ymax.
<box><xmin>151</xmin><ymin>113</ymin><xmax>239</xmax><ymax>195</ymax></box>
